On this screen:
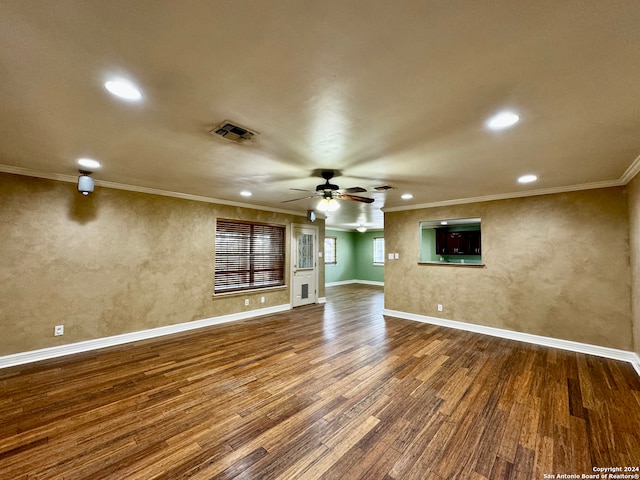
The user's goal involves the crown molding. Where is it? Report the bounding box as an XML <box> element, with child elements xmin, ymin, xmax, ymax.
<box><xmin>383</xmin><ymin>156</ymin><xmax>640</xmax><ymax>213</ymax></box>
<box><xmin>0</xmin><ymin>164</ymin><xmax>78</xmax><ymax>183</ymax></box>
<box><xmin>0</xmin><ymin>164</ymin><xmax>305</xmax><ymax>217</ymax></box>
<box><xmin>382</xmin><ymin>179</ymin><xmax>623</xmax><ymax>213</ymax></box>
<box><xmin>4</xmin><ymin>161</ymin><xmax>639</xmax><ymax>217</ymax></box>
<box><xmin>620</xmin><ymin>153</ymin><xmax>640</xmax><ymax>185</ymax></box>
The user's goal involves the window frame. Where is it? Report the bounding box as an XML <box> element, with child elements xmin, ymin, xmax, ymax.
<box><xmin>324</xmin><ymin>236</ymin><xmax>337</xmax><ymax>265</ymax></box>
<box><xmin>373</xmin><ymin>237</ymin><xmax>385</xmax><ymax>265</ymax></box>
<box><xmin>214</xmin><ymin>219</ymin><xmax>286</xmax><ymax>295</ymax></box>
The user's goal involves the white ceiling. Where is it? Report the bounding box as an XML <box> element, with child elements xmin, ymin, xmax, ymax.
<box><xmin>1</xmin><ymin>1</ymin><xmax>639</xmax><ymax>230</ymax></box>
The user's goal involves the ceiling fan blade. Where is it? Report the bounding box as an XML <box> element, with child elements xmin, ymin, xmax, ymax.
<box><xmin>343</xmin><ymin>186</ymin><xmax>367</xmax><ymax>193</ymax></box>
<box><xmin>338</xmin><ymin>193</ymin><xmax>374</xmax><ymax>204</ymax></box>
<box><xmin>281</xmin><ymin>195</ymin><xmax>317</xmax><ymax>203</ymax></box>
<box><xmin>289</xmin><ymin>188</ymin><xmax>314</xmax><ymax>193</ymax></box>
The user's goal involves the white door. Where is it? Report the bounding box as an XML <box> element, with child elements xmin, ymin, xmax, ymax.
<box><xmin>292</xmin><ymin>225</ymin><xmax>317</xmax><ymax>307</ymax></box>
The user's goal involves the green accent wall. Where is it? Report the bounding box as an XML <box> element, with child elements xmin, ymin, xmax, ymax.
<box><xmin>325</xmin><ymin>229</ymin><xmax>384</xmax><ymax>284</ymax></box>
<box><xmin>420</xmin><ymin>227</ymin><xmax>439</xmax><ymax>262</ymax></box>
<box><xmin>324</xmin><ymin>230</ymin><xmax>356</xmax><ymax>283</ymax></box>
<box><xmin>354</xmin><ymin>230</ymin><xmax>385</xmax><ymax>282</ymax></box>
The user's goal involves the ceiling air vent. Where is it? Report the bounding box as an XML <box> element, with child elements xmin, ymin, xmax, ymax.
<box><xmin>211</xmin><ymin>120</ymin><xmax>257</xmax><ymax>143</ymax></box>
<box><xmin>374</xmin><ymin>185</ymin><xmax>395</xmax><ymax>191</ymax></box>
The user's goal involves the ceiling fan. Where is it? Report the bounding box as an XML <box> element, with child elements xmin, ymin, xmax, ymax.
<box><xmin>282</xmin><ymin>170</ymin><xmax>374</xmax><ymax>212</ymax></box>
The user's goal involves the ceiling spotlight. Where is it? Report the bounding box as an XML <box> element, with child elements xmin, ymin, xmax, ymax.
<box><xmin>77</xmin><ymin>170</ymin><xmax>94</xmax><ymax>196</ymax></box>
<box><xmin>77</xmin><ymin>158</ymin><xmax>101</xmax><ymax>169</ymax></box>
<box><xmin>357</xmin><ymin>225</ymin><xmax>367</xmax><ymax>233</ymax></box>
<box><xmin>104</xmin><ymin>79</ymin><xmax>143</xmax><ymax>101</ymax></box>
<box><xmin>317</xmin><ymin>197</ymin><xmax>340</xmax><ymax>212</ymax></box>
<box><xmin>240</xmin><ymin>190</ymin><xmax>252</xmax><ymax>197</ymax></box>
<box><xmin>518</xmin><ymin>174</ymin><xmax>538</xmax><ymax>184</ymax></box>
<box><xmin>401</xmin><ymin>193</ymin><xmax>413</xmax><ymax>200</ymax></box>
<box><xmin>486</xmin><ymin>111</ymin><xmax>520</xmax><ymax>130</ymax></box>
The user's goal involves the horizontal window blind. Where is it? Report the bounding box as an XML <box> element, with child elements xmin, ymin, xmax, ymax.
<box><xmin>215</xmin><ymin>220</ymin><xmax>285</xmax><ymax>294</ymax></box>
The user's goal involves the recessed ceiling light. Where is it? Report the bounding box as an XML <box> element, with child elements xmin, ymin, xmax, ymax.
<box><xmin>401</xmin><ymin>193</ymin><xmax>413</xmax><ymax>200</ymax></box>
<box><xmin>77</xmin><ymin>158</ymin><xmax>101</xmax><ymax>169</ymax></box>
<box><xmin>104</xmin><ymin>79</ymin><xmax>143</xmax><ymax>101</ymax></box>
<box><xmin>240</xmin><ymin>191</ymin><xmax>252</xmax><ymax>197</ymax></box>
<box><xmin>440</xmin><ymin>221</ymin><xmax>448</xmax><ymax>225</ymax></box>
<box><xmin>518</xmin><ymin>174</ymin><xmax>538</xmax><ymax>184</ymax></box>
<box><xmin>486</xmin><ymin>111</ymin><xmax>520</xmax><ymax>130</ymax></box>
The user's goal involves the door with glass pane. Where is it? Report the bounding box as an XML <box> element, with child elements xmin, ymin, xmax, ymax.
<box><xmin>292</xmin><ymin>225</ymin><xmax>317</xmax><ymax>307</ymax></box>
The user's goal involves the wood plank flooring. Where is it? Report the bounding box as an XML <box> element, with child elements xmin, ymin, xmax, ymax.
<box><xmin>1</xmin><ymin>284</ymin><xmax>639</xmax><ymax>479</ymax></box>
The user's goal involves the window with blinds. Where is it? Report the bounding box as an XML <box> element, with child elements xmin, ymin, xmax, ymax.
<box><xmin>215</xmin><ymin>219</ymin><xmax>285</xmax><ymax>294</ymax></box>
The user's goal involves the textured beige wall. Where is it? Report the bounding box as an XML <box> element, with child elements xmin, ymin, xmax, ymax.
<box><xmin>626</xmin><ymin>175</ymin><xmax>640</xmax><ymax>356</ymax></box>
<box><xmin>0</xmin><ymin>173</ymin><xmax>324</xmax><ymax>355</ymax></box>
<box><xmin>384</xmin><ymin>187</ymin><xmax>632</xmax><ymax>350</ymax></box>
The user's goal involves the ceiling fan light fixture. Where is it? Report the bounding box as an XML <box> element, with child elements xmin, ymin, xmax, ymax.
<box><xmin>317</xmin><ymin>197</ymin><xmax>340</xmax><ymax>212</ymax></box>
<box><xmin>357</xmin><ymin>225</ymin><xmax>367</xmax><ymax>233</ymax></box>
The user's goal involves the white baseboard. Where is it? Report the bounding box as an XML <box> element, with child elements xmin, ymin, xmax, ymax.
<box><xmin>632</xmin><ymin>353</ymin><xmax>640</xmax><ymax>377</ymax></box>
<box><xmin>0</xmin><ymin>304</ymin><xmax>291</xmax><ymax>369</ymax></box>
<box><xmin>317</xmin><ymin>297</ymin><xmax>327</xmax><ymax>304</ymax></box>
<box><xmin>356</xmin><ymin>280</ymin><xmax>384</xmax><ymax>287</ymax></box>
<box><xmin>383</xmin><ymin>308</ymin><xmax>640</xmax><ymax>376</ymax></box>
<box><xmin>326</xmin><ymin>280</ymin><xmax>355</xmax><ymax>287</ymax></box>
<box><xmin>326</xmin><ymin>280</ymin><xmax>384</xmax><ymax>287</ymax></box>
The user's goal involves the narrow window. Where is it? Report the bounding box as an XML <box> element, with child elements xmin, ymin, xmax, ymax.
<box><xmin>373</xmin><ymin>237</ymin><xmax>385</xmax><ymax>265</ymax></box>
<box><xmin>324</xmin><ymin>237</ymin><xmax>337</xmax><ymax>264</ymax></box>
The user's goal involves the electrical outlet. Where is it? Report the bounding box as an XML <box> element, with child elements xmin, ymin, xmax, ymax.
<box><xmin>437</xmin><ymin>304</ymin><xmax>443</xmax><ymax>312</ymax></box>
<box><xmin>244</xmin><ymin>299</ymin><xmax>249</xmax><ymax>306</ymax></box>
<box><xmin>260</xmin><ymin>296</ymin><xmax>265</xmax><ymax>304</ymax></box>
<box><xmin>54</xmin><ymin>325</ymin><xmax>64</xmax><ymax>336</ymax></box>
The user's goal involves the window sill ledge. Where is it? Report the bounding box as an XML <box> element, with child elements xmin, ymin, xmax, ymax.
<box><xmin>213</xmin><ymin>285</ymin><xmax>287</xmax><ymax>298</ymax></box>
<box><xmin>418</xmin><ymin>261</ymin><xmax>485</xmax><ymax>267</ymax></box>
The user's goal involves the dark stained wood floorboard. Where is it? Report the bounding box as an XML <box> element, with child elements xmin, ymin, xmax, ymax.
<box><xmin>1</xmin><ymin>284</ymin><xmax>639</xmax><ymax>479</ymax></box>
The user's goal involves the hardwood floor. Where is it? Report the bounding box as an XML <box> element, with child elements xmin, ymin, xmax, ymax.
<box><xmin>1</xmin><ymin>284</ymin><xmax>639</xmax><ymax>479</ymax></box>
